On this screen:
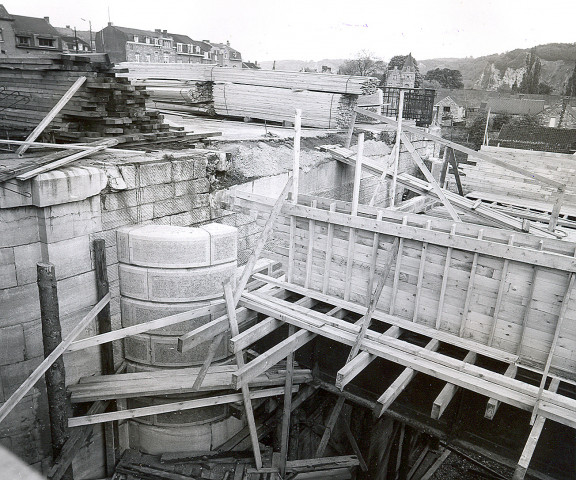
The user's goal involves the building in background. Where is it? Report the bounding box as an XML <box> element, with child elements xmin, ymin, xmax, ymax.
<box><xmin>386</xmin><ymin>53</ymin><xmax>417</xmax><ymax>88</ymax></box>
<box><xmin>210</xmin><ymin>41</ymin><xmax>242</xmax><ymax>68</ymax></box>
<box><xmin>0</xmin><ymin>4</ymin><xmax>62</xmax><ymax>57</ymax></box>
<box><xmin>54</xmin><ymin>26</ymin><xmax>93</xmax><ymax>53</ymax></box>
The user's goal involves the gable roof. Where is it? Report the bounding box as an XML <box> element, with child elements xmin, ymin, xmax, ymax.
<box><xmin>54</xmin><ymin>27</ymin><xmax>92</xmax><ymax>45</ymax></box>
<box><xmin>497</xmin><ymin>125</ymin><xmax>576</xmax><ymax>153</ymax></box>
<box><xmin>170</xmin><ymin>33</ymin><xmax>194</xmax><ymax>44</ymax></box>
<box><xmin>112</xmin><ymin>25</ymin><xmax>162</xmax><ymax>38</ymax></box>
<box><xmin>434</xmin><ymin>96</ymin><xmax>460</xmax><ymax>108</ymax></box>
<box><xmin>12</xmin><ymin>14</ymin><xmax>60</xmax><ymax>37</ymax></box>
<box><xmin>0</xmin><ymin>4</ymin><xmax>14</xmax><ymax>21</ymax></box>
<box><xmin>403</xmin><ymin>53</ymin><xmax>416</xmax><ymax>71</ymax></box>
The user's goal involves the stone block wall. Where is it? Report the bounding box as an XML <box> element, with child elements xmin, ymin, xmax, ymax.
<box><xmin>0</xmin><ymin>149</ymin><xmax>232</xmax><ymax>477</ymax></box>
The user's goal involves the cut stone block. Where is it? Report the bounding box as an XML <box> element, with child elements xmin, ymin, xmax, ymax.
<box><xmin>0</xmin><ymin>325</ymin><xmax>25</xmax><ymax>366</ymax></box>
<box><xmin>44</xmin><ymin>235</ymin><xmax>93</xmax><ymax>280</ymax></box>
<box><xmin>200</xmin><ymin>223</ymin><xmax>238</xmax><ymax>265</ymax></box>
<box><xmin>38</xmin><ymin>197</ymin><xmax>102</xmax><ymax>243</ymax></box>
<box><xmin>0</xmin><ymin>207</ymin><xmax>39</xmax><ymax>248</ymax></box>
<box><xmin>0</xmin><ymin>283</ymin><xmax>41</xmax><ymax>327</ymax></box>
<box><xmin>13</xmin><ymin>242</ymin><xmax>42</xmax><ymax>286</ymax></box>
<box><xmin>119</xmin><ymin>262</ymin><xmax>236</xmax><ymax>302</ymax></box>
<box><xmin>120</xmin><ymin>297</ymin><xmax>224</xmax><ymax>336</ymax></box>
<box><xmin>138</xmin><ymin>162</ymin><xmax>172</xmax><ymax>187</ymax></box>
<box><xmin>116</xmin><ymin>225</ymin><xmax>211</xmax><ymax>268</ymax></box>
<box><xmin>31</xmin><ymin>166</ymin><xmax>107</xmax><ymax>208</ymax></box>
<box><xmin>0</xmin><ymin>247</ymin><xmax>17</xmax><ymax>289</ymax></box>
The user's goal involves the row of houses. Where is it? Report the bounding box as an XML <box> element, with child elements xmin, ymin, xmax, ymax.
<box><xmin>0</xmin><ymin>4</ymin><xmax>244</xmax><ymax>67</ymax></box>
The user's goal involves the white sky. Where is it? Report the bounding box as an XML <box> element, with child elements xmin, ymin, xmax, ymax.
<box><xmin>4</xmin><ymin>0</ymin><xmax>576</xmax><ymax>62</ymax></box>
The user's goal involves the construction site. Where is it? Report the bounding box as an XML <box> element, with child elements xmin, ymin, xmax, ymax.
<box><xmin>1</xmin><ymin>52</ymin><xmax>576</xmax><ymax>480</ymax></box>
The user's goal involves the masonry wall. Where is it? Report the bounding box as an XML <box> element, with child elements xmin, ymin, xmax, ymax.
<box><xmin>0</xmin><ymin>149</ymin><xmax>231</xmax><ymax>478</ymax></box>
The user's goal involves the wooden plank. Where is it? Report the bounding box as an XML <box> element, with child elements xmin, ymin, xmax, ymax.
<box><xmin>341</xmin><ymin>412</ymin><xmax>368</xmax><ymax>471</ymax></box>
<box><xmin>400</xmin><ymin>133</ymin><xmax>461</xmax><ymax>222</ymax></box>
<box><xmin>190</xmin><ymin>332</ymin><xmax>225</xmax><ymax>392</ymax></box>
<box><xmin>366</xmin><ymin>211</ymin><xmax>383</xmax><ymax>299</ymax></box>
<box><xmin>413</xmin><ymin>221</ymin><xmax>431</xmax><ymax>322</ymax></box>
<box><xmin>391</xmin><ymin>90</ymin><xmax>405</xmax><ymax>207</ymax></box>
<box><xmin>488</xmin><ymin>235</ymin><xmax>515</xmax><ymax>346</ymax></box>
<box><xmin>279</xmin><ymin>324</ymin><xmax>296</xmax><ymax>477</ymax></box>
<box><xmin>448</xmin><ymin>148</ymin><xmax>464</xmax><ymax>196</ymax></box>
<box><xmin>420</xmin><ymin>449</ymin><xmax>451</xmax><ymax>480</ymax></box>
<box><xmin>435</xmin><ymin>225</ymin><xmax>455</xmax><ymax>329</ymax></box>
<box><xmin>369</xmin><ymin>146</ymin><xmax>395</xmax><ymax>207</ymax></box>
<box><xmin>305</xmin><ymin>200</ymin><xmax>318</xmax><ymax>288</ymax></box>
<box><xmin>344</xmin><ymin>111</ymin><xmax>357</xmax><ymax>149</ymax></box>
<box><xmin>16</xmin><ymin>140</ymin><xmax>118</xmax><ymax>180</ymax></box>
<box><xmin>431</xmin><ymin>351</ymin><xmax>477</xmax><ymax>419</ymax></box>
<box><xmin>68</xmin><ymin>386</ymin><xmax>296</xmax><ymax>427</ymax></box>
<box><xmin>513</xmin><ymin>378</ymin><xmax>561</xmax><ymax>480</ymax></box>
<box><xmin>459</xmin><ymin>230</ymin><xmax>483</xmax><ymax>337</ymax></box>
<box><xmin>0</xmin><ymin>293</ymin><xmax>110</xmax><ymax>424</ymax></box>
<box><xmin>345</xmin><ymin>238</ymin><xmax>399</xmax><ymax>363</ymax></box>
<box><xmin>374</xmin><ymin>339</ymin><xmax>440</xmax><ymax>417</ymax></box>
<box><xmin>322</xmin><ymin>203</ymin><xmax>337</xmax><ymax>294</ymax></box>
<box><xmin>390</xmin><ymin>216</ymin><xmax>408</xmax><ymax>315</ymax></box>
<box><xmin>316</xmin><ymin>397</ymin><xmax>346</xmax><ymax>457</ymax></box>
<box><xmin>336</xmin><ymin>326</ymin><xmax>401</xmax><ymax>390</ymax></box>
<box><xmin>17</xmin><ymin>76</ymin><xmax>87</xmax><ymax>156</ymax></box>
<box><xmin>223</xmin><ymin>279</ymin><xmax>262</xmax><ymax>469</ymax></box>
<box><xmin>293</xmin><ymin>109</ymin><xmax>301</xmax><ymax>204</ymax></box>
<box><xmin>531</xmin><ymin>271</ymin><xmax>576</xmax><ymax>423</ymax></box>
<box><xmin>517</xmin><ymin>242</ymin><xmax>543</xmax><ymax>356</ymax></box>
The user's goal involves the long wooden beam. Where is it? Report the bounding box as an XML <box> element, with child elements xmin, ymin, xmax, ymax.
<box><xmin>431</xmin><ymin>351</ymin><xmax>477</xmax><ymax>419</ymax></box>
<box><xmin>239</xmin><ymin>291</ymin><xmax>576</xmax><ymax>428</ymax></box>
<box><xmin>68</xmin><ymin>386</ymin><xmax>298</xmax><ymax>427</ymax></box>
<box><xmin>400</xmin><ymin>133</ymin><xmax>461</xmax><ymax>222</ymax></box>
<box><xmin>0</xmin><ymin>294</ymin><xmax>110</xmax><ymax>424</ymax></box>
<box><xmin>513</xmin><ymin>378</ymin><xmax>561</xmax><ymax>480</ymax></box>
<box><xmin>354</xmin><ymin>107</ymin><xmax>565</xmax><ymax>189</ymax></box>
<box><xmin>251</xmin><ymin>274</ymin><xmax>518</xmax><ymax>364</ymax></box>
<box><xmin>485</xmin><ymin>363</ymin><xmax>518</xmax><ymax>420</ymax></box>
<box><xmin>279</xmin><ymin>203</ymin><xmax>573</xmax><ymax>271</ymax></box>
<box><xmin>374</xmin><ymin>339</ymin><xmax>440</xmax><ymax>417</ymax></box>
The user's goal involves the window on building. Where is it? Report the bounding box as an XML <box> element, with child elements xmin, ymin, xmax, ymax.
<box><xmin>146</xmin><ymin>53</ymin><xmax>151</xmax><ymax>62</ymax></box>
<box><xmin>153</xmin><ymin>38</ymin><xmax>160</xmax><ymax>46</ymax></box>
<box><xmin>16</xmin><ymin>36</ymin><xmax>31</xmax><ymax>46</ymax></box>
<box><xmin>38</xmin><ymin>38</ymin><xmax>55</xmax><ymax>47</ymax></box>
<box><xmin>177</xmin><ymin>59</ymin><xmax>183</xmax><ymax>63</ymax></box>
<box><xmin>163</xmin><ymin>40</ymin><xmax>171</xmax><ymax>48</ymax></box>
<box><xmin>443</xmin><ymin>106</ymin><xmax>451</xmax><ymax>113</ymax></box>
<box><xmin>224</xmin><ymin>52</ymin><xmax>229</xmax><ymax>59</ymax></box>
<box><xmin>135</xmin><ymin>53</ymin><xmax>140</xmax><ymax>62</ymax></box>
<box><xmin>163</xmin><ymin>53</ymin><xmax>170</xmax><ymax>63</ymax></box>
<box><xmin>177</xmin><ymin>43</ymin><xmax>182</xmax><ymax>53</ymax></box>
<box><xmin>133</xmin><ymin>35</ymin><xmax>139</xmax><ymax>43</ymax></box>
<box><xmin>145</xmin><ymin>37</ymin><xmax>150</xmax><ymax>44</ymax></box>
<box><xmin>0</xmin><ymin>28</ymin><xmax>4</xmax><ymax>42</ymax></box>
<box><xmin>154</xmin><ymin>51</ymin><xmax>159</xmax><ymax>62</ymax></box>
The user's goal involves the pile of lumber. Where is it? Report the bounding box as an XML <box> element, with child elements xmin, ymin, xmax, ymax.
<box><xmin>117</xmin><ymin>62</ymin><xmax>380</xmax><ymax>128</ymax></box>
<box><xmin>0</xmin><ymin>54</ymin><xmax>191</xmax><ymax>145</ymax></box>
<box><xmin>213</xmin><ymin>83</ymin><xmax>357</xmax><ymax>128</ymax></box>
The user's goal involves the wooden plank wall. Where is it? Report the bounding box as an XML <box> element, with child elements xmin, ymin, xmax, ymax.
<box><xmin>232</xmin><ymin>192</ymin><xmax>576</xmax><ymax>381</ymax></box>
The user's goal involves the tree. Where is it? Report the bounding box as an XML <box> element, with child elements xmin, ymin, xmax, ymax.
<box><xmin>338</xmin><ymin>50</ymin><xmax>386</xmax><ymax>81</ymax></box>
<box><xmin>424</xmin><ymin>68</ymin><xmax>464</xmax><ymax>89</ymax></box>
<box><xmin>566</xmin><ymin>62</ymin><xmax>576</xmax><ymax>96</ymax></box>
<box><xmin>492</xmin><ymin>114</ymin><xmax>512</xmax><ymax>131</ymax></box>
<box><xmin>519</xmin><ymin>48</ymin><xmax>542</xmax><ymax>94</ymax></box>
<box><xmin>467</xmin><ymin>113</ymin><xmax>488</xmax><ymax>149</ymax></box>
<box><xmin>537</xmin><ymin>82</ymin><xmax>552</xmax><ymax>95</ymax></box>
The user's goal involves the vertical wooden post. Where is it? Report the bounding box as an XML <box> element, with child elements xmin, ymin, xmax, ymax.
<box><xmin>344</xmin><ymin>111</ymin><xmax>357</xmax><ymax>149</ymax></box>
<box><xmin>483</xmin><ymin>108</ymin><xmax>491</xmax><ymax>146</ymax></box>
<box><xmin>93</xmin><ymin>240</ymin><xmax>117</xmax><ymax>474</ymax></box>
<box><xmin>351</xmin><ymin>133</ymin><xmax>364</xmax><ymax>215</ymax></box>
<box><xmin>390</xmin><ymin>90</ymin><xmax>405</xmax><ymax>207</ymax></box>
<box><xmin>293</xmin><ymin>109</ymin><xmax>302</xmax><ymax>205</ymax></box>
<box><xmin>279</xmin><ymin>324</ymin><xmax>295</xmax><ymax>477</ymax></box>
<box><xmin>37</xmin><ymin>263</ymin><xmax>73</xmax><ymax>480</ymax></box>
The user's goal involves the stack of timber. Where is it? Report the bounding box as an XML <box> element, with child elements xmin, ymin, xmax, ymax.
<box><xmin>136</xmin><ymin>79</ymin><xmax>215</xmax><ymax>116</ymax></box>
<box><xmin>0</xmin><ymin>54</ymin><xmax>194</xmax><ymax>146</ymax></box>
<box><xmin>116</xmin><ymin>62</ymin><xmax>379</xmax><ymax>128</ymax></box>
<box><xmin>462</xmin><ymin>146</ymin><xmax>576</xmax><ymax>206</ymax></box>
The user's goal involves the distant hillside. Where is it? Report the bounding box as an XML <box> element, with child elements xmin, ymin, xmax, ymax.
<box><xmin>420</xmin><ymin>43</ymin><xmax>576</xmax><ymax>93</ymax></box>
<box><xmin>258</xmin><ymin>59</ymin><xmax>347</xmax><ymax>73</ymax></box>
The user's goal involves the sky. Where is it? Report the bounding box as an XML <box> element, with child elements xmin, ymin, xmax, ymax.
<box><xmin>3</xmin><ymin>0</ymin><xmax>575</xmax><ymax>62</ymax></box>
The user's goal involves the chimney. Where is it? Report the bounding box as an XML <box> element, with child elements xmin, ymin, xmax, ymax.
<box><xmin>44</xmin><ymin>16</ymin><xmax>50</xmax><ymax>23</ymax></box>
<box><xmin>226</xmin><ymin>40</ymin><xmax>230</xmax><ymax>46</ymax></box>
<box><xmin>66</xmin><ymin>25</ymin><xmax>70</xmax><ymax>29</ymax></box>
<box><xmin>108</xmin><ymin>22</ymin><xmax>113</xmax><ymax>26</ymax></box>
<box><xmin>163</xmin><ymin>29</ymin><xmax>167</xmax><ymax>35</ymax></box>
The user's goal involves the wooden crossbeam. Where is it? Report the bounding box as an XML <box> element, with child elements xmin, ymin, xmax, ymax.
<box><xmin>336</xmin><ymin>326</ymin><xmax>401</xmax><ymax>390</ymax></box>
<box><xmin>0</xmin><ymin>294</ymin><xmax>110</xmax><ymax>424</ymax></box>
<box><xmin>190</xmin><ymin>332</ymin><xmax>225</xmax><ymax>392</ymax></box>
<box><xmin>513</xmin><ymin>378</ymin><xmax>561</xmax><ymax>480</ymax></box>
<box><xmin>223</xmin><ymin>280</ymin><xmax>262</xmax><ymax>469</ymax></box>
<box><xmin>68</xmin><ymin>386</ymin><xmax>297</xmax><ymax>428</ymax></box>
<box><xmin>316</xmin><ymin>396</ymin><xmax>346</xmax><ymax>457</ymax></box>
<box><xmin>374</xmin><ymin>339</ymin><xmax>440</xmax><ymax>417</ymax></box>
<box><xmin>485</xmin><ymin>363</ymin><xmax>518</xmax><ymax>420</ymax></box>
<box><xmin>251</xmin><ymin>274</ymin><xmax>518</xmax><ymax>364</ymax></box>
<box><xmin>239</xmin><ymin>291</ymin><xmax>576</xmax><ymax>427</ymax></box>
<box><xmin>488</xmin><ymin>235</ymin><xmax>515</xmax><ymax>346</ymax></box>
<box><xmin>431</xmin><ymin>351</ymin><xmax>477</xmax><ymax>419</ymax></box>
<box><xmin>400</xmin><ymin>133</ymin><xmax>461</xmax><ymax>222</ymax></box>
